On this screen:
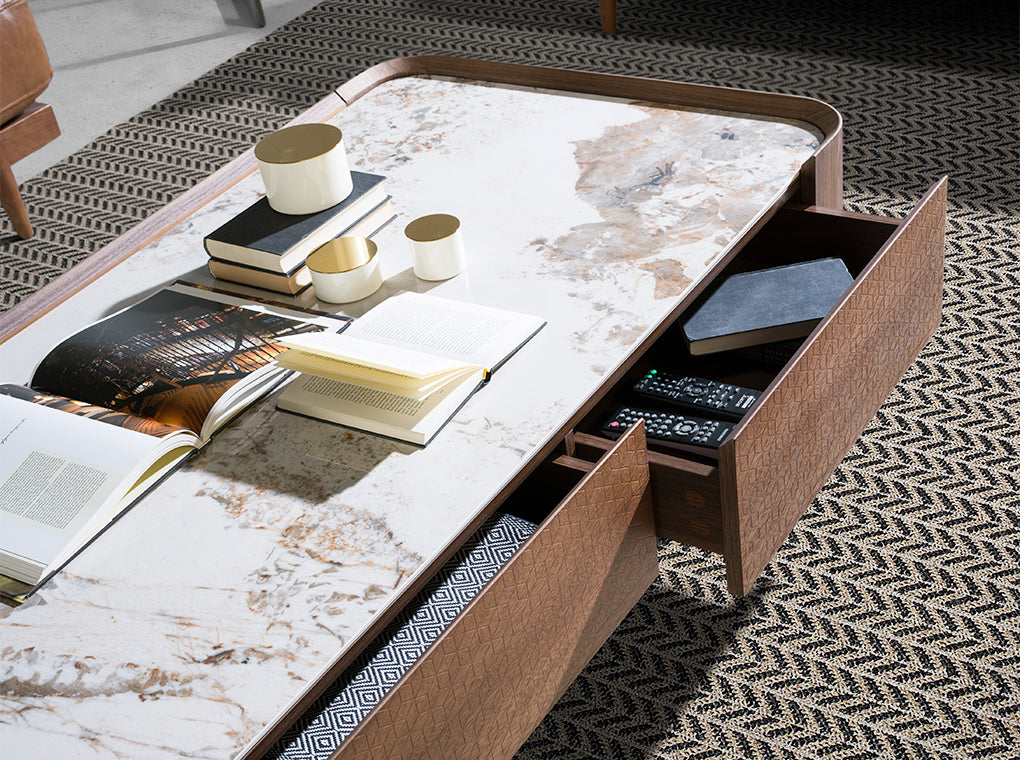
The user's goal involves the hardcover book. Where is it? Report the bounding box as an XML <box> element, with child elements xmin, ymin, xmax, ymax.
<box><xmin>0</xmin><ymin>283</ymin><xmax>348</xmax><ymax>598</ymax></box>
<box><xmin>203</xmin><ymin>170</ymin><xmax>387</xmax><ymax>273</ymax></box>
<box><xmin>208</xmin><ymin>257</ymin><xmax>314</xmax><ymax>294</ymax></box>
<box><xmin>276</xmin><ymin>292</ymin><xmax>546</xmax><ymax>445</ymax></box>
<box><xmin>681</xmin><ymin>257</ymin><xmax>854</xmax><ymax>355</ymax></box>
<box><xmin>206</xmin><ymin>198</ymin><xmax>397</xmax><ymax>294</ymax></box>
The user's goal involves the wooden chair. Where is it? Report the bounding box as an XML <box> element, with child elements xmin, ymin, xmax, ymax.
<box><xmin>0</xmin><ymin>0</ymin><xmax>60</xmax><ymax>239</ymax></box>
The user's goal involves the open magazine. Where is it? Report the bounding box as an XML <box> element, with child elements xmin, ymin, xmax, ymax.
<box><xmin>0</xmin><ymin>282</ymin><xmax>348</xmax><ymax>600</ymax></box>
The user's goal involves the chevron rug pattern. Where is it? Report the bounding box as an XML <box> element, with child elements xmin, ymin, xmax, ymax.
<box><xmin>2</xmin><ymin>1</ymin><xmax>1017</xmax><ymax>759</ymax></box>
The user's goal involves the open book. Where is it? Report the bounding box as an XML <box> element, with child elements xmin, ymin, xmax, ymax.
<box><xmin>276</xmin><ymin>292</ymin><xmax>545</xmax><ymax>445</ymax></box>
<box><xmin>0</xmin><ymin>282</ymin><xmax>347</xmax><ymax>599</ymax></box>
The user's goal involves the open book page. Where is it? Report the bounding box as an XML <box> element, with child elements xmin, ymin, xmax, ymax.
<box><xmin>276</xmin><ymin>293</ymin><xmax>544</xmax><ymax>444</ymax></box>
<box><xmin>26</xmin><ymin>282</ymin><xmax>348</xmax><ymax>444</ymax></box>
<box><xmin>0</xmin><ymin>383</ymin><xmax>193</xmax><ymax>439</ymax></box>
<box><xmin>275</xmin><ymin>333</ymin><xmax>479</xmax><ymax>399</ymax></box>
<box><xmin>278</xmin><ymin>368</ymin><xmax>486</xmax><ymax>446</ymax></box>
<box><xmin>0</xmin><ymin>393</ymin><xmax>195</xmax><ymax>586</ymax></box>
<box><xmin>344</xmin><ymin>292</ymin><xmax>546</xmax><ymax>370</ymax></box>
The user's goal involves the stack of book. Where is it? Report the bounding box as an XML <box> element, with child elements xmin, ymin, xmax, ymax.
<box><xmin>274</xmin><ymin>292</ymin><xmax>546</xmax><ymax>445</ymax></box>
<box><xmin>204</xmin><ymin>170</ymin><xmax>395</xmax><ymax>295</ymax></box>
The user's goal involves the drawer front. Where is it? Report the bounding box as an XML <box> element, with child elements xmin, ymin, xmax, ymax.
<box><xmin>333</xmin><ymin>421</ymin><xmax>657</xmax><ymax>759</ymax></box>
<box><xmin>568</xmin><ymin>431</ymin><xmax>723</xmax><ymax>554</ymax></box>
<box><xmin>718</xmin><ymin>178</ymin><xmax>948</xmax><ymax>595</ymax></box>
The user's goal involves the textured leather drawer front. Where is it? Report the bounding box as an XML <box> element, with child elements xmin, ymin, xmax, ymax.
<box><xmin>568</xmin><ymin>180</ymin><xmax>947</xmax><ymax>599</ymax></box>
<box><xmin>567</xmin><ymin>430</ymin><xmax>723</xmax><ymax>555</ymax></box>
<box><xmin>719</xmin><ymin>179</ymin><xmax>947</xmax><ymax>595</ymax></box>
<box><xmin>332</xmin><ymin>422</ymin><xmax>657</xmax><ymax>760</ymax></box>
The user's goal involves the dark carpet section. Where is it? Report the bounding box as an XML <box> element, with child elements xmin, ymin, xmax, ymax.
<box><xmin>2</xmin><ymin>1</ymin><xmax>1017</xmax><ymax>758</ymax></box>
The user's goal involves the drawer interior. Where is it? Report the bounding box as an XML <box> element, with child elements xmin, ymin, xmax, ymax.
<box><xmin>572</xmin><ymin>203</ymin><xmax>901</xmax><ymax>554</ymax></box>
<box><xmin>736</xmin><ymin>204</ymin><xmax>899</xmax><ymax>275</ymax></box>
<box><xmin>500</xmin><ymin>451</ymin><xmax>594</xmax><ymax>525</ymax></box>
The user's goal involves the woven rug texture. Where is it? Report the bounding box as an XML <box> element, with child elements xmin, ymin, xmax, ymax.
<box><xmin>2</xmin><ymin>1</ymin><xmax>1018</xmax><ymax>758</ymax></box>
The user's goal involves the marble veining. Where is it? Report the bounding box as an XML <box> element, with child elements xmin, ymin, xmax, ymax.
<box><xmin>0</xmin><ymin>75</ymin><xmax>821</xmax><ymax>758</ymax></box>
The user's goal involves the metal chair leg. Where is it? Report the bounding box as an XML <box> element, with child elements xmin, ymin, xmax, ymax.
<box><xmin>245</xmin><ymin>0</ymin><xmax>265</xmax><ymax>27</ymax></box>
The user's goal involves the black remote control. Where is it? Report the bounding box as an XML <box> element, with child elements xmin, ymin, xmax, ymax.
<box><xmin>602</xmin><ymin>406</ymin><xmax>735</xmax><ymax>453</ymax></box>
<box><xmin>632</xmin><ymin>372</ymin><xmax>760</xmax><ymax>421</ymax></box>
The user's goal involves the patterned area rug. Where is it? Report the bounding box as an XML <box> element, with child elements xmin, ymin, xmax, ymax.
<box><xmin>3</xmin><ymin>1</ymin><xmax>1018</xmax><ymax>758</ymax></box>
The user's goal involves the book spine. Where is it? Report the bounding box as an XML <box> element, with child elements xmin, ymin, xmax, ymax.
<box><xmin>203</xmin><ymin>176</ymin><xmax>388</xmax><ymax>272</ymax></box>
<box><xmin>209</xmin><ymin>202</ymin><xmax>396</xmax><ymax>294</ymax></box>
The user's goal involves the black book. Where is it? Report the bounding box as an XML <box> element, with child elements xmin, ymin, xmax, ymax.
<box><xmin>203</xmin><ymin>171</ymin><xmax>387</xmax><ymax>273</ymax></box>
<box><xmin>207</xmin><ymin>198</ymin><xmax>397</xmax><ymax>295</ymax></box>
<box><xmin>682</xmin><ymin>258</ymin><xmax>854</xmax><ymax>355</ymax></box>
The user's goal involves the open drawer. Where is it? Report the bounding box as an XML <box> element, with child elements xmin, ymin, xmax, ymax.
<box><xmin>323</xmin><ymin>421</ymin><xmax>657</xmax><ymax>759</ymax></box>
<box><xmin>572</xmin><ymin>178</ymin><xmax>947</xmax><ymax>596</ymax></box>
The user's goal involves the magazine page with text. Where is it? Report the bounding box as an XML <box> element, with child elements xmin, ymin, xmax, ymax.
<box><xmin>0</xmin><ymin>282</ymin><xmax>348</xmax><ymax>600</ymax></box>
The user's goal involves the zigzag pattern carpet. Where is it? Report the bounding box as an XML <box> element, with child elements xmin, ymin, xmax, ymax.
<box><xmin>2</xmin><ymin>1</ymin><xmax>1017</xmax><ymax>758</ymax></box>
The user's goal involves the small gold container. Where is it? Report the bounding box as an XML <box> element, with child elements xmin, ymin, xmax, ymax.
<box><xmin>306</xmin><ymin>237</ymin><xmax>383</xmax><ymax>303</ymax></box>
<box><xmin>254</xmin><ymin>123</ymin><xmax>353</xmax><ymax>215</ymax></box>
<box><xmin>404</xmin><ymin>213</ymin><xmax>466</xmax><ymax>281</ymax></box>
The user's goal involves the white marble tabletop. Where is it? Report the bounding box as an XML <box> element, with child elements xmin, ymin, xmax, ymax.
<box><xmin>0</xmin><ymin>75</ymin><xmax>821</xmax><ymax>758</ymax></box>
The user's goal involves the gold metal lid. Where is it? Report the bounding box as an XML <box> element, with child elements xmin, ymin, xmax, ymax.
<box><xmin>404</xmin><ymin>213</ymin><xmax>460</xmax><ymax>243</ymax></box>
<box><xmin>254</xmin><ymin>123</ymin><xmax>343</xmax><ymax>165</ymax></box>
<box><xmin>306</xmin><ymin>237</ymin><xmax>377</xmax><ymax>274</ymax></box>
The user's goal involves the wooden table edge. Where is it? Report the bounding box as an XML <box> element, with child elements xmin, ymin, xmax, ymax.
<box><xmin>2</xmin><ymin>58</ymin><xmax>841</xmax><ymax>345</ymax></box>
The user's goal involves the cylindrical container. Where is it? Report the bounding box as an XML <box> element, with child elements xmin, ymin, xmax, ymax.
<box><xmin>306</xmin><ymin>236</ymin><xmax>383</xmax><ymax>303</ymax></box>
<box><xmin>404</xmin><ymin>213</ymin><xmax>466</xmax><ymax>281</ymax></box>
<box><xmin>255</xmin><ymin>123</ymin><xmax>353</xmax><ymax>215</ymax></box>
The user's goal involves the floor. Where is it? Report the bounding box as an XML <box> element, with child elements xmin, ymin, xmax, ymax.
<box><xmin>14</xmin><ymin>0</ymin><xmax>322</xmax><ymax>182</ymax></box>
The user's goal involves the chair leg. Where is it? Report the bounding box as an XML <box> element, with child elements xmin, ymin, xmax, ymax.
<box><xmin>1</xmin><ymin>154</ymin><xmax>34</xmax><ymax>238</ymax></box>
<box><xmin>245</xmin><ymin>0</ymin><xmax>266</xmax><ymax>27</ymax></box>
<box><xmin>600</xmin><ymin>0</ymin><xmax>617</xmax><ymax>33</ymax></box>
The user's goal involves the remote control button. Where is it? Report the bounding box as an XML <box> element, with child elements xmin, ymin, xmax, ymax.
<box><xmin>632</xmin><ymin>373</ymin><xmax>760</xmax><ymax>422</ymax></box>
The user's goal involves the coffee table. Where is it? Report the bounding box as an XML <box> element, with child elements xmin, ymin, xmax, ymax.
<box><xmin>0</xmin><ymin>57</ymin><xmax>944</xmax><ymax>759</ymax></box>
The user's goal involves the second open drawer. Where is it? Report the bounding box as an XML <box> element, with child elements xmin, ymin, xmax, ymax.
<box><xmin>572</xmin><ymin>179</ymin><xmax>947</xmax><ymax>595</ymax></box>
<box><xmin>310</xmin><ymin>421</ymin><xmax>657</xmax><ymax>759</ymax></box>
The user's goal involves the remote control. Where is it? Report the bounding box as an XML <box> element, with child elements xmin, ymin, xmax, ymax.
<box><xmin>602</xmin><ymin>406</ymin><xmax>735</xmax><ymax>452</ymax></box>
<box><xmin>632</xmin><ymin>372</ymin><xmax>760</xmax><ymax>421</ymax></box>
